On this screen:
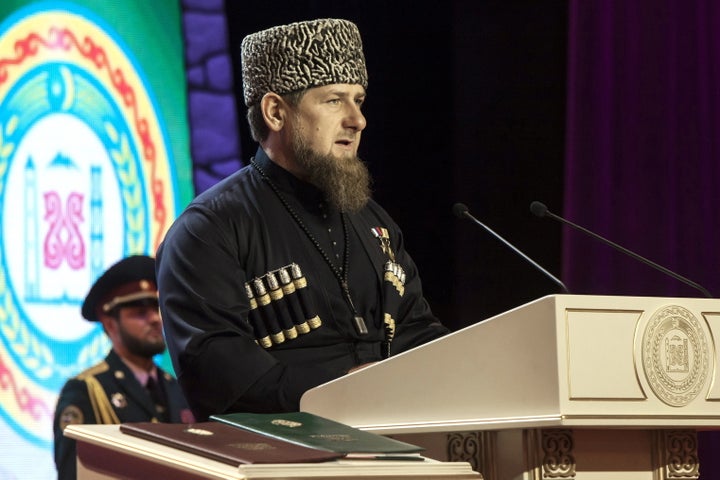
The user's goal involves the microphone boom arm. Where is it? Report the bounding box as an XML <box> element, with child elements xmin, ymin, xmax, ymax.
<box><xmin>454</xmin><ymin>203</ymin><xmax>569</xmax><ymax>293</ymax></box>
<box><xmin>532</xmin><ymin>201</ymin><xmax>712</xmax><ymax>298</ymax></box>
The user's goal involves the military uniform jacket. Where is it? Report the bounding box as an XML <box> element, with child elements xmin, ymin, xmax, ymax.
<box><xmin>156</xmin><ymin>148</ymin><xmax>449</xmax><ymax>420</ymax></box>
<box><xmin>53</xmin><ymin>349</ymin><xmax>191</xmax><ymax>480</ymax></box>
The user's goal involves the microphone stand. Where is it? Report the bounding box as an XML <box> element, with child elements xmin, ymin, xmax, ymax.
<box><xmin>530</xmin><ymin>201</ymin><xmax>712</xmax><ymax>298</ymax></box>
<box><xmin>454</xmin><ymin>203</ymin><xmax>570</xmax><ymax>293</ymax></box>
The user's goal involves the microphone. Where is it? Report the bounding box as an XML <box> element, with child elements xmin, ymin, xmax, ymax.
<box><xmin>530</xmin><ymin>201</ymin><xmax>713</xmax><ymax>298</ymax></box>
<box><xmin>453</xmin><ymin>203</ymin><xmax>569</xmax><ymax>293</ymax></box>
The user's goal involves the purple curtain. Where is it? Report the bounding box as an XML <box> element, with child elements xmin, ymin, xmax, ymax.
<box><xmin>565</xmin><ymin>0</ymin><xmax>720</xmax><ymax>297</ymax></box>
<box><xmin>565</xmin><ymin>0</ymin><xmax>720</xmax><ymax>475</ymax></box>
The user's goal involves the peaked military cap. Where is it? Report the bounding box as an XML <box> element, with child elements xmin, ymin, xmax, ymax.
<box><xmin>241</xmin><ymin>18</ymin><xmax>368</xmax><ymax>106</ymax></box>
<box><xmin>81</xmin><ymin>255</ymin><xmax>158</xmax><ymax>321</ymax></box>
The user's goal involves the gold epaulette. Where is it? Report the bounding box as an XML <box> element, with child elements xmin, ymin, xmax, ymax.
<box><xmin>75</xmin><ymin>360</ymin><xmax>110</xmax><ymax>379</ymax></box>
<box><xmin>75</xmin><ymin>361</ymin><xmax>120</xmax><ymax>424</ymax></box>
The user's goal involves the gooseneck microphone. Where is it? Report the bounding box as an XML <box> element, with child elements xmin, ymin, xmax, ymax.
<box><xmin>453</xmin><ymin>203</ymin><xmax>569</xmax><ymax>293</ymax></box>
<box><xmin>530</xmin><ymin>201</ymin><xmax>713</xmax><ymax>298</ymax></box>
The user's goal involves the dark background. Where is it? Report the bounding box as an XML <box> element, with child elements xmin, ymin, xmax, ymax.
<box><xmin>223</xmin><ymin>1</ymin><xmax>568</xmax><ymax>331</ymax></box>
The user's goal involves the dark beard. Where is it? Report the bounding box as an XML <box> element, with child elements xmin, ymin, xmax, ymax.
<box><xmin>292</xmin><ymin>132</ymin><xmax>372</xmax><ymax>212</ymax></box>
<box><xmin>117</xmin><ymin>324</ymin><xmax>166</xmax><ymax>358</ymax></box>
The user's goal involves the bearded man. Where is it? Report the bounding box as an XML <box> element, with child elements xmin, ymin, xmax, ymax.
<box><xmin>53</xmin><ymin>255</ymin><xmax>193</xmax><ymax>480</ymax></box>
<box><xmin>156</xmin><ymin>18</ymin><xmax>449</xmax><ymax>421</ymax></box>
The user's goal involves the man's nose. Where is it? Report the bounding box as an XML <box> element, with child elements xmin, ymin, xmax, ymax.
<box><xmin>344</xmin><ymin>104</ymin><xmax>366</xmax><ymax>131</ymax></box>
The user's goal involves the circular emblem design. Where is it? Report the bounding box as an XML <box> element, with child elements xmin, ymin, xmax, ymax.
<box><xmin>111</xmin><ymin>393</ymin><xmax>127</xmax><ymax>409</ymax></box>
<box><xmin>58</xmin><ymin>404</ymin><xmax>84</xmax><ymax>431</ymax></box>
<box><xmin>641</xmin><ymin>305</ymin><xmax>709</xmax><ymax>407</ymax></box>
<box><xmin>0</xmin><ymin>4</ymin><xmax>179</xmax><ymax>448</ymax></box>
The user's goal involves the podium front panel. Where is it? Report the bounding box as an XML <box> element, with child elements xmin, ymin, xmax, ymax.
<box><xmin>301</xmin><ymin>295</ymin><xmax>720</xmax><ymax>433</ymax></box>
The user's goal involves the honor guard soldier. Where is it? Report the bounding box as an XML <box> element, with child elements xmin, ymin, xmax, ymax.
<box><xmin>53</xmin><ymin>255</ymin><xmax>194</xmax><ymax>480</ymax></box>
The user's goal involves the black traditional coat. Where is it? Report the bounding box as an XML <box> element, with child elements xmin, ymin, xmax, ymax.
<box><xmin>157</xmin><ymin>148</ymin><xmax>449</xmax><ymax>420</ymax></box>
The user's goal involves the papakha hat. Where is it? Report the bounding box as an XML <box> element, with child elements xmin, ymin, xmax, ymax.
<box><xmin>81</xmin><ymin>255</ymin><xmax>158</xmax><ymax>321</ymax></box>
<box><xmin>241</xmin><ymin>18</ymin><xmax>368</xmax><ymax>106</ymax></box>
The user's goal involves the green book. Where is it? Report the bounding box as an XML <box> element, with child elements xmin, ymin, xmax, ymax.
<box><xmin>211</xmin><ymin>412</ymin><xmax>424</xmax><ymax>456</ymax></box>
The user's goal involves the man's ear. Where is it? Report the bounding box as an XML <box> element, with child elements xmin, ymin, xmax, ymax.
<box><xmin>100</xmin><ymin>314</ymin><xmax>117</xmax><ymax>337</ymax></box>
<box><xmin>260</xmin><ymin>92</ymin><xmax>287</xmax><ymax>132</ymax></box>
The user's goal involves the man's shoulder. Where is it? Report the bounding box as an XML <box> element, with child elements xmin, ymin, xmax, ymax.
<box><xmin>192</xmin><ymin>164</ymin><xmax>259</xmax><ymax>207</ymax></box>
<box><xmin>55</xmin><ymin>357</ymin><xmax>122</xmax><ymax>428</ymax></box>
<box><xmin>55</xmin><ymin>360</ymin><xmax>110</xmax><ymax>413</ymax></box>
<box><xmin>74</xmin><ymin>359</ymin><xmax>111</xmax><ymax>381</ymax></box>
<box><xmin>170</xmin><ymin>165</ymin><xmax>275</xmax><ymax>232</ymax></box>
<box><xmin>71</xmin><ymin>351</ymin><xmax>131</xmax><ymax>384</ymax></box>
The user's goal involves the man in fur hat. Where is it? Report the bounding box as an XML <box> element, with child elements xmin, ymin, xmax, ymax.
<box><xmin>53</xmin><ymin>255</ymin><xmax>193</xmax><ymax>480</ymax></box>
<box><xmin>157</xmin><ymin>19</ymin><xmax>449</xmax><ymax>421</ymax></box>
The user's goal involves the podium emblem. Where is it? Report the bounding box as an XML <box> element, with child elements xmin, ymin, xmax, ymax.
<box><xmin>642</xmin><ymin>305</ymin><xmax>709</xmax><ymax>407</ymax></box>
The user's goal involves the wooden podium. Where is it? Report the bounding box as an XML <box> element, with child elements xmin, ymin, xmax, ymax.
<box><xmin>300</xmin><ymin>294</ymin><xmax>720</xmax><ymax>480</ymax></box>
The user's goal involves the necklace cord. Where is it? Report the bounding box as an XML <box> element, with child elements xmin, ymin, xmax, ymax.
<box><xmin>251</xmin><ymin>159</ymin><xmax>368</xmax><ymax>335</ymax></box>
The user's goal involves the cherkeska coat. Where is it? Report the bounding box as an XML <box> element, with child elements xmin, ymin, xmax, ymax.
<box><xmin>156</xmin><ymin>148</ymin><xmax>449</xmax><ymax>421</ymax></box>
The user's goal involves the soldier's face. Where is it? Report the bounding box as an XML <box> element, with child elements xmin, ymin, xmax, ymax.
<box><xmin>116</xmin><ymin>303</ymin><xmax>165</xmax><ymax>358</ymax></box>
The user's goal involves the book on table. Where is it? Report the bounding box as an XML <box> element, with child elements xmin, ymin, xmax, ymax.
<box><xmin>119</xmin><ymin>421</ymin><xmax>344</xmax><ymax>466</ymax></box>
<box><xmin>210</xmin><ymin>411</ymin><xmax>425</xmax><ymax>459</ymax></box>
